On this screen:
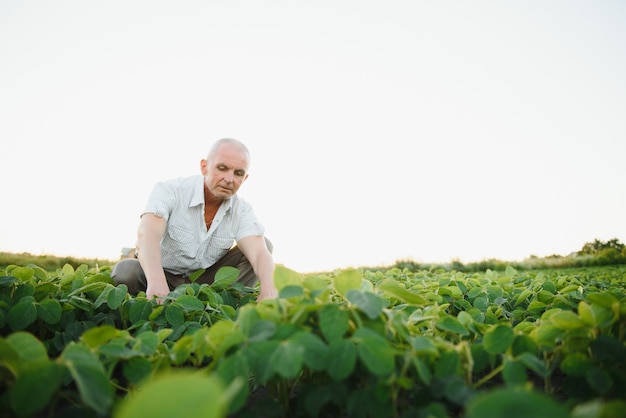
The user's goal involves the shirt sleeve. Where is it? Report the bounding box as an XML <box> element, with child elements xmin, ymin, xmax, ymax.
<box><xmin>143</xmin><ymin>181</ymin><xmax>177</xmax><ymax>221</ymax></box>
<box><xmin>235</xmin><ymin>202</ymin><xmax>265</xmax><ymax>241</ymax></box>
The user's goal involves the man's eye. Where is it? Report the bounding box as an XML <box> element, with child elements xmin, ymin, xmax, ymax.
<box><xmin>235</xmin><ymin>171</ymin><xmax>245</xmax><ymax>177</ymax></box>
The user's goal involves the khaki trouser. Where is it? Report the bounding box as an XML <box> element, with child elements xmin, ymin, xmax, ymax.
<box><xmin>111</xmin><ymin>238</ymin><xmax>272</xmax><ymax>295</ymax></box>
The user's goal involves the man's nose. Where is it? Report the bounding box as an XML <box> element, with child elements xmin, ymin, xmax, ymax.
<box><xmin>224</xmin><ymin>171</ymin><xmax>234</xmax><ymax>182</ymax></box>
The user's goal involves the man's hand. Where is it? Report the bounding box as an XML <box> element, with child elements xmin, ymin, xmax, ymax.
<box><xmin>257</xmin><ymin>285</ymin><xmax>279</xmax><ymax>301</ymax></box>
<box><xmin>146</xmin><ymin>279</ymin><xmax>170</xmax><ymax>304</ymax></box>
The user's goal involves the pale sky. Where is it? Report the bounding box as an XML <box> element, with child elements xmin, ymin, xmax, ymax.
<box><xmin>1</xmin><ymin>0</ymin><xmax>625</xmax><ymax>273</ymax></box>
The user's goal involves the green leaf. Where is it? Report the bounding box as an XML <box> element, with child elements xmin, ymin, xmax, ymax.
<box><xmin>483</xmin><ymin>324</ymin><xmax>515</xmax><ymax>355</ymax></box>
<box><xmin>346</xmin><ymin>289</ymin><xmax>384</xmax><ymax>319</ymax></box>
<box><xmin>279</xmin><ymin>285</ymin><xmax>305</xmax><ymax>299</ymax></box>
<box><xmin>61</xmin><ymin>264</ymin><xmax>75</xmax><ymax>275</ymax></box>
<box><xmin>578</xmin><ymin>301</ymin><xmax>613</xmax><ymax>328</ymax></box>
<box><xmin>165</xmin><ymin>304</ymin><xmax>185</xmax><ymax>327</ymax></box>
<box><xmin>466</xmin><ymin>388</ymin><xmax>569</xmax><ymax>418</ymax></box>
<box><xmin>80</xmin><ymin>325</ymin><xmax>121</xmax><ymax>349</ymax></box>
<box><xmin>129</xmin><ymin>299</ymin><xmax>153</xmax><ymax>324</ymax></box>
<box><xmin>332</xmin><ymin>269</ymin><xmax>362</xmax><ymax>298</ymax></box>
<box><xmin>9</xmin><ymin>360</ymin><xmax>64</xmax><ymax>416</ymax></box>
<box><xmin>7</xmin><ymin>296</ymin><xmax>37</xmax><ymax>330</ymax></box>
<box><xmin>586</xmin><ymin>367</ymin><xmax>613</xmax><ymax>394</ymax></box>
<box><xmin>517</xmin><ymin>352</ymin><xmax>550</xmax><ymax>378</ymax></box>
<box><xmin>410</xmin><ymin>335</ymin><xmax>439</xmax><ymax>356</ymax></box>
<box><xmin>412</xmin><ymin>356</ymin><xmax>432</xmax><ymax>385</ymax></box>
<box><xmin>378</xmin><ymin>279</ymin><xmax>426</xmax><ymax>304</ymax></box>
<box><xmin>327</xmin><ymin>339</ymin><xmax>357</xmax><ymax>381</ymax></box>
<box><xmin>436</xmin><ymin>315</ymin><xmax>470</xmax><ymax>336</ymax></box>
<box><xmin>273</xmin><ymin>265</ymin><xmax>303</xmax><ymax>290</ymax></box>
<box><xmin>354</xmin><ymin>329</ymin><xmax>395</xmax><ymax>377</ymax></box>
<box><xmin>435</xmin><ymin>350</ymin><xmax>460</xmax><ymax>378</ymax></box>
<box><xmin>60</xmin><ymin>343</ymin><xmax>113</xmax><ymax>414</ymax></box>
<box><xmin>10</xmin><ymin>266</ymin><xmax>35</xmax><ymax>281</ymax></box>
<box><xmin>114</xmin><ymin>372</ymin><xmax>229</xmax><ymax>418</ymax></box>
<box><xmin>211</xmin><ymin>266</ymin><xmax>240</xmax><ymax>291</ymax></box>
<box><xmin>135</xmin><ymin>331</ymin><xmax>159</xmax><ymax>355</ymax></box>
<box><xmin>188</xmin><ymin>268</ymin><xmax>206</xmax><ymax>283</ymax></box>
<box><xmin>107</xmin><ymin>284</ymin><xmax>128</xmax><ymax>309</ymax></box>
<box><xmin>549</xmin><ymin>310</ymin><xmax>586</xmax><ymax>330</ymax></box>
<box><xmin>503</xmin><ymin>360</ymin><xmax>527</xmax><ymax>386</ymax></box>
<box><xmin>6</xmin><ymin>332</ymin><xmax>48</xmax><ymax>364</ymax></box>
<box><xmin>318</xmin><ymin>304</ymin><xmax>350</xmax><ymax>342</ymax></box>
<box><xmin>270</xmin><ymin>338</ymin><xmax>305</xmax><ymax>379</ymax></box>
<box><xmin>215</xmin><ymin>352</ymin><xmax>250</xmax><ymax>413</ymax></box>
<box><xmin>560</xmin><ymin>352</ymin><xmax>592</xmax><ymax>376</ymax></box>
<box><xmin>36</xmin><ymin>298</ymin><xmax>62</xmax><ymax>324</ymax></box>
<box><xmin>290</xmin><ymin>332</ymin><xmax>329</xmax><ymax>371</ymax></box>
<box><xmin>248</xmin><ymin>319</ymin><xmax>277</xmax><ymax>343</ymax></box>
<box><xmin>122</xmin><ymin>356</ymin><xmax>152</xmax><ymax>385</ymax></box>
<box><xmin>175</xmin><ymin>295</ymin><xmax>205</xmax><ymax>312</ymax></box>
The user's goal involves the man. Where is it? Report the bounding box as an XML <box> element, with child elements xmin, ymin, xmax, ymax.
<box><xmin>111</xmin><ymin>138</ymin><xmax>277</xmax><ymax>302</ymax></box>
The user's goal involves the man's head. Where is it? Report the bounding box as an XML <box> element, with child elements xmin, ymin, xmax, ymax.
<box><xmin>201</xmin><ymin>138</ymin><xmax>250</xmax><ymax>199</ymax></box>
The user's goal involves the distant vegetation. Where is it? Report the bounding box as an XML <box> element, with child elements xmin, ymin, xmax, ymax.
<box><xmin>384</xmin><ymin>238</ymin><xmax>626</xmax><ymax>273</ymax></box>
<box><xmin>0</xmin><ymin>252</ymin><xmax>115</xmax><ymax>271</ymax></box>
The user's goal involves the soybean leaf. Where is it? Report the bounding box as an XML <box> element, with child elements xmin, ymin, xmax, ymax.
<box><xmin>354</xmin><ymin>328</ymin><xmax>395</xmax><ymax>377</ymax></box>
<box><xmin>483</xmin><ymin>324</ymin><xmax>515</xmax><ymax>355</ymax></box>
<box><xmin>518</xmin><ymin>352</ymin><xmax>550</xmax><ymax>378</ymax></box>
<box><xmin>378</xmin><ymin>279</ymin><xmax>426</xmax><ymax>304</ymax></box>
<box><xmin>6</xmin><ymin>332</ymin><xmax>48</xmax><ymax>364</ymax></box>
<box><xmin>9</xmin><ymin>360</ymin><xmax>64</xmax><ymax>417</ymax></box>
<box><xmin>36</xmin><ymin>298</ymin><xmax>62</xmax><ymax>324</ymax></box>
<box><xmin>549</xmin><ymin>310</ymin><xmax>586</xmax><ymax>330</ymax></box>
<box><xmin>60</xmin><ymin>343</ymin><xmax>113</xmax><ymax>415</ymax></box>
<box><xmin>211</xmin><ymin>266</ymin><xmax>239</xmax><ymax>292</ymax></box>
<box><xmin>115</xmin><ymin>372</ymin><xmax>229</xmax><ymax>418</ymax></box>
<box><xmin>270</xmin><ymin>338</ymin><xmax>305</xmax><ymax>379</ymax></box>
<box><xmin>318</xmin><ymin>304</ymin><xmax>350</xmax><ymax>342</ymax></box>
<box><xmin>215</xmin><ymin>352</ymin><xmax>250</xmax><ymax>413</ymax></box>
<box><xmin>332</xmin><ymin>269</ymin><xmax>362</xmax><ymax>298</ymax></box>
<box><xmin>122</xmin><ymin>356</ymin><xmax>152</xmax><ymax>385</ymax></box>
<box><xmin>107</xmin><ymin>284</ymin><xmax>128</xmax><ymax>309</ymax></box>
<box><xmin>273</xmin><ymin>265</ymin><xmax>303</xmax><ymax>290</ymax></box>
<box><xmin>435</xmin><ymin>350</ymin><xmax>461</xmax><ymax>378</ymax></box>
<box><xmin>503</xmin><ymin>360</ymin><xmax>527</xmax><ymax>386</ymax></box>
<box><xmin>129</xmin><ymin>299</ymin><xmax>153</xmax><ymax>324</ymax></box>
<box><xmin>466</xmin><ymin>388</ymin><xmax>569</xmax><ymax>418</ymax></box>
<box><xmin>436</xmin><ymin>315</ymin><xmax>469</xmax><ymax>337</ymax></box>
<box><xmin>7</xmin><ymin>296</ymin><xmax>37</xmax><ymax>331</ymax></box>
<box><xmin>134</xmin><ymin>331</ymin><xmax>159</xmax><ymax>356</ymax></box>
<box><xmin>346</xmin><ymin>289</ymin><xmax>384</xmax><ymax>320</ymax></box>
<box><xmin>290</xmin><ymin>331</ymin><xmax>329</xmax><ymax>371</ymax></box>
<box><xmin>80</xmin><ymin>325</ymin><xmax>121</xmax><ymax>349</ymax></box>
<box><xmin>279</xmin><ymin>285</ymin><xmax>304</xmax><ymax>299</ymax></box>
<box><xmin>248</xmin><ymin>320</ymin><xmax>277</xmax><ymax>343</ymax></box>
<box><xmin>175</xmin><ymin>295</ymin><xmax>205</xmax><ymax>312</ymax></box>
<box><xmin>586</xmin><ymin>367</ymin><xmax>613</xmax><ymax>394</ymax></box>
<box><xmin>165</xmin><ymin>304</ymin><xmax>185</xmax><ymax>327</ymax></box>
<box><xmin>327</xmin><ymin>339</ymin><xmax>356</xmax><ymax>381</ymax></box>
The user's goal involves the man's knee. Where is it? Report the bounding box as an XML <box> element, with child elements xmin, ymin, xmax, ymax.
<box><xmin>111</xmin><ymin>258</ymin><xmax>145</xmax><ymax>294</ymax></box>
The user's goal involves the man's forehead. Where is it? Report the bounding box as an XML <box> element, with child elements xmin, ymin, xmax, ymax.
<box><xmin>212</xmin><ymin>145</ymin><xmax>249</xmax><ymax>168</ymax></box>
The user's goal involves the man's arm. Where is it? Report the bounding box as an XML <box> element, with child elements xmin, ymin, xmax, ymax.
<box><xmin>236</xmin><ymin>235</ymin><xmax>277</xmax><ymax>301</ymax></box>
<box><xmin>136</xmin><ymin>213</ymin><xmax>170</xmax><ymax>303</ymax></box>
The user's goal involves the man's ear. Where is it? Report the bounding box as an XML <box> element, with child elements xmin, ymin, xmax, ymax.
<box><xmin>200</xmin><ymin>159</ymin><xmax>208</xmax><ymax>175</ymax></box>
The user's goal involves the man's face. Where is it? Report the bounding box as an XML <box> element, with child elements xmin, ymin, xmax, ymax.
<box><xmin>201</xmin><ymin>143</ymin><xmax>250</xmax><ymax>199</ymax></box>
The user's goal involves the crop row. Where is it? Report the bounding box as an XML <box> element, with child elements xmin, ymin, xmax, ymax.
<box><xmin>1</xmin><ymin>263</ymin><xmax>625</xmax><ymax>417</ymax></box>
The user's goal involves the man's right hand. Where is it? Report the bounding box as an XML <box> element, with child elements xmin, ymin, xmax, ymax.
<box><xmin>146</xmin><ymin>279</ymin><xmax>171</xmax><ymax>304</ymax></box>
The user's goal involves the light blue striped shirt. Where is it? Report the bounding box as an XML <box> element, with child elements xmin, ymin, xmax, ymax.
<box><xmin>143</xmin><ymin>175</ymin><xmax>264</xmax><ymax>276</ymax></box>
